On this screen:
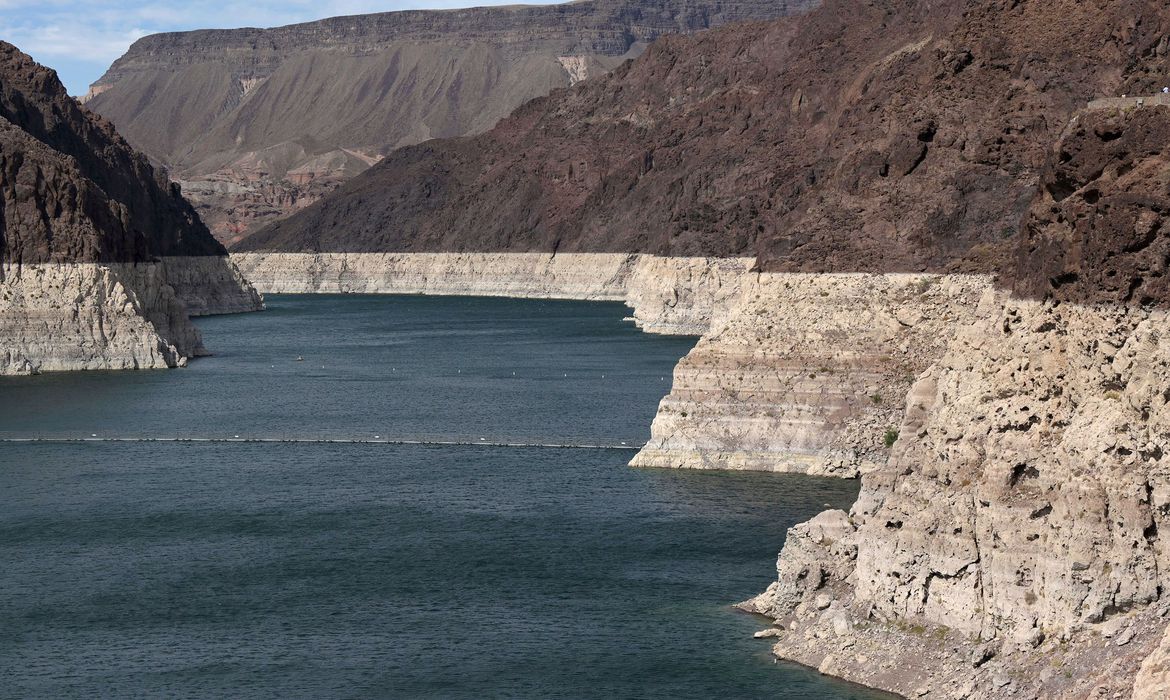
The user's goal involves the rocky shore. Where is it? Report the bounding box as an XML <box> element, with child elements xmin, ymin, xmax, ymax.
<box><xmin>0</xmin><ymin>42</ymin><xmax>263</xmax><ymax>375</ymax></box>
<box><xmin>232</xmin><ymin>252</ymin><xmax>753</xmax><ymax>336</ymax></box>
<box><xmin>0</xmin><ymin>263</ymin><xmax>205</xmax><ymax>374</ymax></box>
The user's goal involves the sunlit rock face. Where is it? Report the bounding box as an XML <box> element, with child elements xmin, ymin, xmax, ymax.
<box><xmin>0</xmin><ymin>41</ymin><xmax>260</xmax><ymax>374</ymax></box>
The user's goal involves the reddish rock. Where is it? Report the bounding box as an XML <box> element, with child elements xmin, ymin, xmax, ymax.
<box><xmin>1010</xmin><ymin>105</ymin><xmax>1170</xmax><ymax>306</ymax></box>
<box><xmin>237</xmin><ymin>0</ymin><xmax>1170</xmax><ymax>295</ymax></box>
<box><xmin>0</xmin><ymin>42</ymin><xmax>225</xmax><ymax>264</ymax></box>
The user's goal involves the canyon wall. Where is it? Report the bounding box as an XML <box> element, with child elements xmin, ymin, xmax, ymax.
<box><xmin>740</xmin><ymin>295</ymin><xmax>1170</xmax><ymax>700</ymax></box>
<box><xmin>87</xmin><ymin>0</ymin><xmax>814</xmax><ymax>244</ymax></box>
<box><xmin>240</xmin><ymin>0</ymin><xmax>1170</xmax><ymax>277</ymax></box>
<box><xmin>732</xmin><ymin>101</ymin><xmax>1170</xmax><ymax>698</ymax></box>
<box><xmin>0</xmin><ymin>42</ymin><xmax>262</xmax><ymax>375</ymax></box>
<box><xmin>631</xmin><ymin>273</ymin><xmax>989</xmax><ymax>477</ymax></box>
<box><xmin>232</xmin><ymin>252</ymin><xmax>753</xmax><ymax>336</ymax></box>
<box><xmin>0</xmin><ymin>263</ymin><xmax>205</xmax><ymax>374</ymax></box>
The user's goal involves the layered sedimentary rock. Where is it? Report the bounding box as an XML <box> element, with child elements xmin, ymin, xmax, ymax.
<box><xmin>159</xmin><ymin>256</ymin><xmax>264</xmax><ymax>317</ymax></box>
<box><xmin>733</xmin><ymin>102</ymin><xmax>1170</xmax><ymax>697</ymax></box>
<box><xmin>0</xmin><ymin>263</ymin><xmax>204</xmax><ymax>374</ymax></box>
<box><xmin>232</xmin><ymin>252</ymin><xmax>753</xmax><ymax>336</ymax></box>
<box><xmin>631</xmin><ymin>273</ymin><xmax>989</xmax><ymax>477</ymax></box>
<box><xmin>0</xmin><ymin>42</ymin><xmax>261</xmax><ymax>374</ymax></box>
<box><xmin>87</xmin><ymin>0</ymin><xmax>814</xmax><ymax>244</ymax></box>
<box><xmin>741</xmin><ymin>295</ymin><xmax>1170</xmax><ymax>699</ymax></box>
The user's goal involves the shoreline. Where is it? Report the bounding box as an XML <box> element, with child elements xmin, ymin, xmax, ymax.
<box><xmin>231</xmin><ymin>250</ymin><xmax>1170</xmax><ymax>698</ymax></box>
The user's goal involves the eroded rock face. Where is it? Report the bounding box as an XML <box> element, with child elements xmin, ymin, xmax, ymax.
<box><xmin>746</xmin><ymin>295</ymin><xmax>1170</xmax><ymax>698</ymax></box>
<box><xmin>0</xmin><ymin>263</ymin><xmax>205</xmax><ymax>374</ymax></box>
<box><xmin>1010</xmin><ymin>104</ymin><xmax>1170</xmax><ymax>307</ymax></box>
<box><xmin>231</xmin><ymin>251</ymin><xmax>749</xmax><ymax>335</ymax></box>
<box><xmin>86</xmin><ymin>0</ymin><xmax>814</xmax><ymax>244</ymax></box>
<box><xmin>0</xmin><ymin>42</ymin><xmax>223</xmax><ymax>264</ymax></box>
<box><xmin>632</xmin><ymin>273</ymin><xmax>990</xmax><ymax>476</ymax></box>
<box><xmin>0</xmin><ymin>42</ymin><xmax>261</xmax><ymax>373</ymax></box>
<box><xmin>239</xmin><ymin>0</ymin><xmax>1170</xmax><ymax>279</ymax></box>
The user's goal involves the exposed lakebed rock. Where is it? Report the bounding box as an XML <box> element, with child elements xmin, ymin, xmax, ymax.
<box><xmin>232</xmin><ymin>252</ymin><xmax>752</xmax><ymax>336</ymax></box>
<box><xmin>631</xmin><ymin>273</ymin><xmax>990</xmax><ymax>477</ymax></box>
<box><xmin>0</xmin><ymin>42</ymin><xmax>261</xmax><ymax>374</ymax></box>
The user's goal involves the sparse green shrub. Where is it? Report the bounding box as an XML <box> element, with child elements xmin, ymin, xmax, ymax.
<box><xmin>883</xmin><ymin>429</ymin><xmax>899</xmax><ymax>448</ymax></box>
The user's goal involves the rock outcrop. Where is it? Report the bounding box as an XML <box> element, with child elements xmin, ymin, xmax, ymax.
<box><xmin>238</xmin><ymin>0</ymin><xmax>1170</xmax><ymax>277</ymax></box>
<box><xmin>0</xmin><ymin>42</ymin><xmax>261</xmax><ymax>374</ymax></box>
<box><xmin>86</xmin><ymin>0</ymin><xmax>815</xmax><ymax>244</ymax></box>
<box><xmin>1008</xmin><ymin>104</ymin><xmax>1170</xmax><ymax>308</ymax></box>
<box><xmin>631</xmin><ymin>273</ymin><xmax>989</xmax><ymax>477</ymax></box>
<box><xmin>0</xmin><ymin>263</ymin><xmax>205</xmax><ymax>374</ymax></box>
<box><xmin>736</xmin><ymin>100</ymin><xmax>1170</xmax><ymax>698</ymax></box>
<box><xmin>741</xmin><ymin>294</ymin><xmax>1170</xmax><ymax>699</ymax></box>
<box><xmin>232</xmin><ymin>252</ymin><xmax>752</xmax><ymax>336</ymax></box>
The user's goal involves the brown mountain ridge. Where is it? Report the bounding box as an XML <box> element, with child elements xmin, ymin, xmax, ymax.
<box><xmin>238</xmin><ymin>0</ymin><xmax>1170</xmax><ymax>305</ymax></box>
<box><xmin>87</xmin><ymin>0</ymin><xmax>815</xmax><ymax>244</ymax></box>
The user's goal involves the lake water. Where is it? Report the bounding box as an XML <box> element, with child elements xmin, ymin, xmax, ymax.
<box><xmin>0</xmin><ymin>295</ymin><xmax>888</xmax><ymax>698</ymax></box>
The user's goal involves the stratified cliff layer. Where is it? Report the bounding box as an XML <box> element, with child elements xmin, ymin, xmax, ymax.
<box><xmin>232</xmin><ymin>252</ymin><xmax>752</xmax><ymax>335</ymax></box>
<box><xmin>0</xmin><ymin>42</ymin><xmax>261</xmax><ymax>374</ymax></box>
<box><xmin>631</xmin><ymin>274</ymin><xmax>990</xmax><ymax>477</ymax></box>
<box><xmin>727</xmin><ymin>103</ymin><xmax>1170</xmax><ymax>698</ymax></box>
<box><xmin>0</xmin><ymin>263</ymin><xmax>205</xmax><ymax>373</ymax></box>
<box><xmin>239</xmin><ymin>0</ymin><xmax>1170</xmax><ymax>275</ymax></box>
<box><xmin>87</xmin><ymin>0</ymin><xmax>814</xmax><ymax>244</ymax></box>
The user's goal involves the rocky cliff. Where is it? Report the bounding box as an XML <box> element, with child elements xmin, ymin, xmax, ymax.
<box><xmin>238</xmin><ymin>0</ymin><xmax>1170</xmax><ymax>274</ymax></box>
<box><xmin>232</xmin><ymin>251</ymin><xmax>752</xmax><ymax>335</ymax></box>
<box><xmin>729</xmin><ymin>103</ymin><xmax>1170</xmax><ymax>698</ymax></box>
<box><xmin>0</xmin><ymin>42</ymin><xmax>261</xmax><ymax>374</ymax></box>
<box><xmin>230</xmin><ymin>1</ymin><xmax>1170</xmax><ymax>696</ymax></box>
<box><xmin>86</xmin><ymin>0</ymin><xmax>815</xmax><ymax>244</ymax></box>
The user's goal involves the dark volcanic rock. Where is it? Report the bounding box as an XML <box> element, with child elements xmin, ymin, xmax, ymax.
<box><xmin>1010</xmin><ymin>104</ymin><xmax>1170</xmax><ymax>307</ymax></box>
<box><xmin>88</xmin><ymin>0</ymin><xmax>814</xmax><ymax>244</ymax></box>
<box><xmin>0</xmin><ymin>42</ymin><xmax>225</xmax><ymax>264</ymax></box>
<box><xmin>238</xmin><ymin>0</ymin><xmax>1170</xmax><ymax>288</ymax></box>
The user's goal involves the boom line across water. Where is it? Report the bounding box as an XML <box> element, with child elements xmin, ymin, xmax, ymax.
<box><xmin>0</xmin><ymin>436</ymin><xmax>644</xmax><ymax>451</ymax></box>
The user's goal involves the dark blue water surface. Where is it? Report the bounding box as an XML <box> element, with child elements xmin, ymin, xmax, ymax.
<box><xmin>0</xmin><ymin>295</ymin><xmax>889</xmax><ymax>699</ymax></box>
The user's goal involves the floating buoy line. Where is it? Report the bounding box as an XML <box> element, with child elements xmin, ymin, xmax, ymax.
<box><xmin>0</xmin><ymin>436</ymin><xmax>643</xmax><ymax>451</ymax></box>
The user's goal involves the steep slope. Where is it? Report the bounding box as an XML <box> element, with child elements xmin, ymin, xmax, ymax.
<box><xmin>240</xmin><ymin>0</ymin><xmax>1170</xmax><ymax>275</ymax></box>
<box><xmin>233</xmin><ymin>1</ymin><xmax>1170</xmax><ymax>697</ymax></box>
<box><xmin>732</xmin><ymin>103</ymin><xmax>1170</xmax><ymax>698</ymax></box>
<box><xmin>87</xmin><ymin>0</ymin><xmax>815</xmax><ymax>244</ymax></box>
<box><xmin>0</xmin><ymin>42</ymin><xmax>261</xmax><ymax>374</ymax></box>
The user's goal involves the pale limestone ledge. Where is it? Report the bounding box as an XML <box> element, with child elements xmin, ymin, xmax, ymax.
<box><xmin>0</xmin><ymin>257</ymin><xmax>263</xmax><ymax>375</ymax></box>
<box><xmin>741</xmin><ymin>294</ymin><xmax>1170</xmax><ymax>700</ymax></box>
<box><xmin>160</xmin><ymin>256</ymin><xmax>264</xmax><ymax>316</ymax></box>
<box><xmin>630</xmin><ymin>273</ymin><xmax>993</xmax><ymax>477</ymax></box>
<box><xmin>231</xmin><ymin>252</ymin><xmax>755</xmax><ymax>335</ymax></box>
<box><xmin>0</xmin><ymin>262</ymin><xmax>204</xmax><ymax>374</ymax></box>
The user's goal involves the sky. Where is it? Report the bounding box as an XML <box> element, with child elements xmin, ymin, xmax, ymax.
<box><xmin>0</xmin><ymin>0</ymin><xmax>534</xmax><ymax>95</ymax></box>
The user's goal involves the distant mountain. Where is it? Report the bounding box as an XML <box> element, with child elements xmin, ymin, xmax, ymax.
<box><xmin>86</xmin><ymin>0</ymin><xmax>816</xmax><ymax>244</ymax></box>
<box><xmin>238</xmin><ymin>0</ymin><xmax>1170</xmax><ymax>286</ymax></box>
